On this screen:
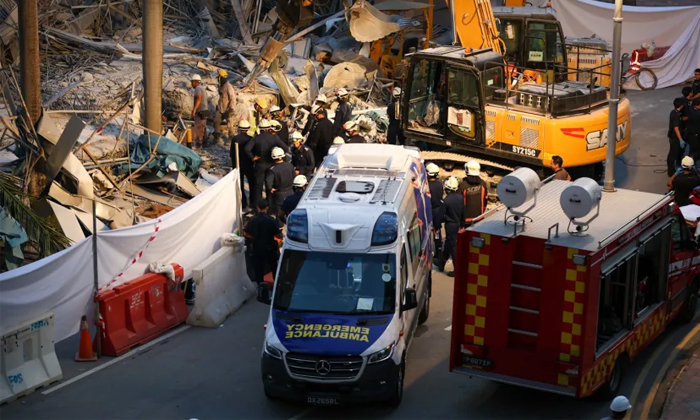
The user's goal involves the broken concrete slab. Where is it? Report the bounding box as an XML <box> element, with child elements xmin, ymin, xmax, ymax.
<box><xmin>44</xmin><ymin>200</ymin><xmax>86</xmax><ymax>244</ymax></box>
<box><xmin>323</xmin><ymin>62</ymin><xmax>370</xmax><ymax>89</ymax></box>
<box><xmin>135</xmin><ymin>171</ymin><xmax>201</xmax><ymax>198</ymax></box>
<box><xmin>44</xmin><ymin>115</ymin><xmax>86</xmax><ymax>187</ymax></box>
<box><xmin>72</xmin><ymin>208</ymin><xmax>109</xmax><ymax>234</ymax></box>
<box><xmin>126</xmin><ymin>184</ymin><xmax>187</xmax><ymax>208</ymax></box>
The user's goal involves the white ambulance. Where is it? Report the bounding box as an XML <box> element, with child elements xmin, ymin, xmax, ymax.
<box><xmin>257</xmin><ymin>144</ymin><xmax>433</xmax><ymax>407</ymax></box>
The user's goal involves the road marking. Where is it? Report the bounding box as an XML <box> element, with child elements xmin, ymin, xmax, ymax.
<box><xmin>42</xmin><ymin>325</ymin><xmax>191</xmax><ymax>396</ymax></box>
<box><xmin>627</xmin><ymin>333</ymin><xmax>674</xmax><ymax>412</ymax></box>
<box><xmin>287</xmin><ymin>407</ymin><xmax>314</xmax><ymax>420</ymax></box>
<box><xmin>445</xmin><ymin>325</ymin><xmax>452</xmax><ymax>331</ymax></box>
<box><xmin>640</xmin><ymin>322</ymin><xmax>700</xmax><ymax>419</ymax></box>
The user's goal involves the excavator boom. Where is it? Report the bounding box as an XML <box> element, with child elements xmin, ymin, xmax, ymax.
<box><xmin>449</xmin><ymin>0</ymin><xmax>504</xmax><ymax>54</ymax></box>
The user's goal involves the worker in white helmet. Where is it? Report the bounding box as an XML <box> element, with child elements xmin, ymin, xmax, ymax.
<box><xmin>231</xmin><ymin>120</ymin><xmax>256</xmax><ymax>210</ymax></box>
<box><xmin>387</xmin><ymin>86</ymin><xmax>405</xmax><ymax>145</ymax></box>
<box><xmin>426</xmin><ymin>162</ymin><xmax>444</xmax><ymax>264</ymax></box>
<box><xmin>307</xmin><ymin>106</ymin><xmax>334</xmax><ymax>169</ymax></box>
<box><xmin>343</xmin><ymin>121</ymin><xmax>365</xmax><ymax>144</ymax></box>
<box><xmin>245</xmin><ymin>119</ymin><xmax>290</xmax><ymax>209</ymax></box>
<box><xmin>266</xmin><ymin>147</ymin><xmax>295</xmax><ymax>220</ymax></box>
<box><xmin>601</xmin><ymin>396</ymin><xmax>631</xmax><ymax>420</ymax></box>
<box><xmin>269</xmin><ymin>105</ymin><xmax>289</xmax><ymax>144</ymax></box>
<box><xmin>333</xmin><ymin>88</ymin><xmax>352</xmax><ymax>136</ymax></box>
<box><xmin>459</xmin><ymin>160</ymin><xmax>487</xmax><ymax>226</ymax></box>
<box><xmin>215</xmin><ymin>69</ymin><xmax>236</xmax><ymax>143</ymax></box>
<box><xmin>279</xmin><ymin>175</ymin><xmax>308</xmax><ymax>222</ymax></box>
<box><xmin>438</xmin><ymin>176</ymin><xmax>464</xmax><ymax>276</ymax></box>
<box><xmin>669</xmin><ymin>156</ymin><xmax>700</xmax><ymax>206</ymax></box>
<box><xmin>290</xmin><ymin>131</ymin><xmax>315</xmax><ymax>179</ymax></box>
<box><xmin>190</xmin><ymin>74</ymin><xmax>210</xmax><ymax>149</ymax></box>
<box><xmin>301</xmin><ymin>95</ymin><xmax>329</xmax><ymax>137</ymax></box>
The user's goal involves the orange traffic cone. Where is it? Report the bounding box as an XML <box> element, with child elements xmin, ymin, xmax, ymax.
<box><xmin>75</xmin><ymin>315</ymin><xmax>97</xmax><ymax>362</ymax></box>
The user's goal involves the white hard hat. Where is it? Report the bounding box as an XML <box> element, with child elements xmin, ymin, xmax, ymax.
<box><xmin>271</xmin><ymin>147</ymin><xmax>285</xmax><ymax>160</ymax></box>
<box><xmin>270</xmin><ymin>120</ymin><xmax>282</xmax><ymax>131</ymax></box>
<box><xmin>291</xmin><ymin>131</ymin><xmax>303</xmax><ymax>142</ymax></box>
<box><xmin>682</xmin><ymin>156</ymin><xmax>694</xmax><ymax>169</ymax></box>
<box><xmin>259</xmin><ymin>119</ymin><xmax>271</xmax><ymax>129</ymax></box>
<box><xmin>333</xmin><ymin>136</ymin><xmax>345</xmax><ymax>145</ymax></box>
<box><xmin>426</xmin><ymin>162</ymin><xmax>439</xmax><ymax>177</ymax></box>
<box><xmin>610</xmin><ymin>396</ymin><xmax>631</xmax><ymax>413</ymax></box>
<box><xmin>337</xmin><ymin>88</ymin><xmax>348</xmax><ymax>97</ymax></box>
<box><xmin>238</xmin><ymin>120</ymin><xmax>251</xmax><ymax>129</ymax></box>
<box><xmin>316</xmin><ymin>94</ymin><xmax>328</xmax><ymax>103</ymax></box>
<box><xmin>392</xmin><ymin>87</ymin><xmax>402</xmax><ymax>97</ymax></box>
<box><xmin>293</xmin><ymin>175</ymin><xmax>308</xmax><ymax>188</ymax></box>
<box><xmin>466</xmin><ymin>160</ymin><xmax>481</xmax><ymax>176</ymax></box>
<box><xmin>191</xmin><ymin>74</ymin><xmax>202</xmax><ymax>81</ymax></box>
<box><xmin>445</xmin><ymin>176</ymin><xmax>459</xmax><ymax>192</ymax></box>
<box><xmin>343</xmin><ymin>120</ymin><xmax>357</xmax><ymax>132</ymax></box>
<box><xmin>269</xmin><ymin>105</ymin><xmax>281</xmax><ymax>113</ymax></box>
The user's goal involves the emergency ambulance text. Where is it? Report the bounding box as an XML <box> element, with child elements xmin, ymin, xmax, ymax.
<box><xmin>285</xmin><ymin>324</ymin><xmax>370</xmax><ymax>342</ymax></box>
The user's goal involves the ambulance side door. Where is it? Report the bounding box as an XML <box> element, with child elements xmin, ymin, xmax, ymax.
<box><xmin>400</xmin><ymin>241</ymin><xmax>417</xmax><ymax>345</ymax></box>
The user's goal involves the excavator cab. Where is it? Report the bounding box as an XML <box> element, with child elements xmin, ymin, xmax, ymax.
<box><xmin>493</xmin><ymin>8</ymin><xmax>567</xmax><ymax>82</ymax></box>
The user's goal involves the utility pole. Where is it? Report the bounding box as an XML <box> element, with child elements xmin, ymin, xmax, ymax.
<box><xmin>18</xmin><ymin>0</ymin><xmax>41</xmax><ymax>124</ymax></box>
<box><xmin>142</xmin><ymin>0</ymin><xmax>163</xmax><ymax>133</ymax></box>
<box><xmin>603</xmin><ymin>0</ymin><xmax>623</xmax><ymax>192</ymax></box>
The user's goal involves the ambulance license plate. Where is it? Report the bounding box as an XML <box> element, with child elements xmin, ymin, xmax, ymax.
<box><xmin>307</xmin><ymin>396</ymin><xmax>340</xmax><ymax>406</ymax></box>
<box><xmin>462</xmin><ymin>355</ymin><xmax>493</xmax><ymax>369</ymax></box>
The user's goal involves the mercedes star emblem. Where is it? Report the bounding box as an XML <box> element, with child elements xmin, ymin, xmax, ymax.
<box><xmin>315</xmin><ymin>360</ymin><xmax>331</xmax><ymax>376</ymax></box>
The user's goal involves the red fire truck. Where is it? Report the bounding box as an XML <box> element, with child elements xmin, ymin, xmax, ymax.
<box><xmin>449</xmin><ymin>172</ymin><xmax>700</xmax><ymax>398</ymax></box>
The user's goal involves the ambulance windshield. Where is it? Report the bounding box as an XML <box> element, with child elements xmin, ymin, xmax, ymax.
<box><xmin>273</xmin><ymin>250</ymin><xmax>397</xmax><ymax>315</ymax></box>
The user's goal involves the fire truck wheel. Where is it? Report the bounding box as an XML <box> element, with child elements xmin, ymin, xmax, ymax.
<box><xmin>679</xmin><ymin>280</ymin><xmax>699</xmax><ymax>324</ymax></box>
<box><xmin>596</xmin><ymin>356</ymin><xmax>627</xmax><ymax>399</ymax></box>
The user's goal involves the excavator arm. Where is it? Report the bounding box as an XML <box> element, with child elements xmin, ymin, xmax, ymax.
<box><xmin>448</xmin><ymin>0</ymin><xmax>505</xmax><ymax>55</ymax></box>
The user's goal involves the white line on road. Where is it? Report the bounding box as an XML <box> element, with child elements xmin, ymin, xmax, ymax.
<box><xmin>42</xmin><ymin>325</ymin><xmax>191</xmax><ymax>396</ymax></box>
<box><xmin>444</xmin><ymin>325</ymin><xmax>452</xmax><ymax>331</ymax></box>
<box><xmin>287</xmin><ymin>407</ymin><xmax>315</xmax><ymax>420</ymax></box>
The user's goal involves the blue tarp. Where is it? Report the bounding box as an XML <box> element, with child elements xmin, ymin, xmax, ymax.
<box><xmin>0</xmin><ymin>207</ymin><xmax>28</xmax><ymax>270</ymax></box>
<box><xmin>119</xmin><ymin>135</ymin><xmax>203</xmax><ymax>178</ymax></box>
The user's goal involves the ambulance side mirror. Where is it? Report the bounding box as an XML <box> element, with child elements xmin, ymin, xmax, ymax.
<box><xmin>402</xmin><ymin>288</ymin><xmax>418</xmax><ymax>311</ymax></box>
<box><xmin>257</xmin><ymin>282</ymin><xmax>272</xmax><ymax>305</ymax></box>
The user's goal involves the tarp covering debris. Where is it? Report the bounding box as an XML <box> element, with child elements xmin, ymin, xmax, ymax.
<box><xmin>121</xmin><ymin>135</ymin><xmax>203</xmax><ymax>179</ymax></box>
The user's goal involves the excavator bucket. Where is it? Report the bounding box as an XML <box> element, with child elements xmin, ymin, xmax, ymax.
<box><xmin>348</xmin><ymin>0</ymin><xmax>401</xmax><ymax>43</ymax></box>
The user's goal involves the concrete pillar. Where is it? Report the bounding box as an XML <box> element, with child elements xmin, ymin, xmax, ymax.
<box><xmin>142</xmin><ymin>0</ymin><xmax>163</xmax><ymax>133</ymax></box>
<box><xmin>18</xmin><ymin>0</ymin><xmax>41</xmax><ymax>124</ymax></box>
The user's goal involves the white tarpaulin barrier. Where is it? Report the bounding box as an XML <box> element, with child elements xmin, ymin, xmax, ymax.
<box><xmin>625</xmin><ymin>11</ymin><xmax>700</xmax><ymax>90</ymax></box>
<box><xmin>186</xmin><ymin>238</ymin><xmax>255</xmax><ymax>328</ymax></box>
<box><xmin>1</xmin><ymin>313</ymin><xmax>62</xmax><ymax>404</ymax></box>
<box><xmin>0</xmin><ymin>170</ymin><xmax>241</xmax><ymax>343</ymax></box>
<box><xmin>553</xmin><ymin>0</ymin><xmax>700</xmax><ymax>54</ymax></box>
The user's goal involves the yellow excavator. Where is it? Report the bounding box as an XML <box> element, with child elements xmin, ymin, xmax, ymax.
<box><xmin>245</xmin><ymin>0</ymin><xmax>630</xmax><ymax>184</ymax></box>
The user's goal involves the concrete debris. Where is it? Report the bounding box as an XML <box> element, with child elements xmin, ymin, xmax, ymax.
<box><xmin>323</xmin><ymin>62</ymin><xmax>372</xmax><ymax>89</ymax></box>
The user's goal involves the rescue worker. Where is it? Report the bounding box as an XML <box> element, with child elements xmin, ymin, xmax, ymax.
<box><xmin>245</xmin><ymin>119</ymin><xmax>290</xmax><ymax>209</ymax></box>
<box><xmin>459</xmin><ymin>160</ymin><xmax>488</xmax><ymax>227</ymax></box>
<box><xmin>230</xmin><ymin>120</ymin><xmax>256</xmax><ymax>210</ymax></box>
<box><xmin>302</xmin><ymin>94</ymin><xmax>329</xmax><ymax>136</ymax></box>
<box><xmin>690</xmin><ymin>68</ymin><xmax>700</xmax><ymax>101</ymax></box>
<box><xmin>266</xmin><ymin>147</ymin><xmax>295</xmax><ymax>218</ymax></box>
<box><xmin>215</xmin><ymin>69</ymin><xmax>236</xmax><ymax>143</ymax></box>
<box><xmin>601</xmin><ymin>396</ymin><xmax>631</xmax><ymax>420</ymax></box>
<box><xmin>190</xmin><ymin>74</ymin><xmax>210</xmax><ymax>149</ymax></box>
<box><xmin>333</xmin><ymin>88</ymin><xmax>352</xmax><ymax>136</ymax></box>
<box><xmin>668</xmin><ymin>156</ymin><xmax>700</xmax><ymax>207</ymax></box>
<box><xmin>269</xmin><ymin>105</ymin><xmax>289</xmax><ymax>145</ymax></box>
<box><xmin>551</xmin><ymin>155</ymin><xmax>572</xmax><ymax>181</ymax></box>
<box><xmin>279</xmin><ymin>175</ymin><xmax>308</xmax><ymax>222</ymax></box>
<box><xmin>687</xmin><ymin>98</ymin><xmax>700</xmax><ymax>159</ymax></box>
<box><xmin>426</xmin><ymin>162</ymin><xmax>444</xmax><ymax>265</ymax></box>
<box><xmin>343</xmin><ymin>121</ymin><xmax>365</xmax><ymax>144</ymax></box>
<box><xmin>387</xmin><ymin>87</ymin><xmax>405</xmax><ymax>145</ymax></box>
<box><xmin>244</xmin><ymin>199</ymin><xmax>281</xmax><ymax>284</ymax></box>
<box><xmin>307</xmin><ymin>108</ymin><xmax>335</xmax><ymax>168</ymax></box>
<box><xmin>669</xmin><ymin>98</ymin><xmax>686</xmax><ymax>176</ymax></box>
<box><xmin>438</xmin><ymin>176</ymin><xmax>463</xmax><ymax>276</ymax></box>
<box><xmin>247</xmin><ymin>97</ymin><xmax>268</xmax><ymax>137</ymax></box>
<box><xmin>290</xmin><ymin>131</ymin><xmax>315</xmax><ymax>179</ymax></box>
<box><xmin>270</xmin><ymin>120</ymin><xmax>284</xmax><ymax>141</ymax></box>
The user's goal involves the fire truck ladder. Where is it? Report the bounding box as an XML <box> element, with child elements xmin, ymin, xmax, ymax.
<box><xmin>507</xmin><ymin>253</ymin><xmax>543</xmax><ymax>349</ymax></box>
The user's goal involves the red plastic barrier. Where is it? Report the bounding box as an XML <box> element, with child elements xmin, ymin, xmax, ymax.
<box><xmin>95</xmin><ymin>264</ymin><xmax>188</xmax><ymax>356</ymax></box>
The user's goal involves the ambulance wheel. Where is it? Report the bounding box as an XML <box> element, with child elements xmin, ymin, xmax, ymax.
<box><xmin>679</xmin><ymin>280</ymin><xmax>699</xmax><ymax>324</ymax></box>
<box><xmin>418</xmin><ymin>295</ymin><xmax>430</xmax><ymax>325</ymax></box>
<box><xmin>597</xmin><ymin>356</ymin><xmax>626</xmax><ymax>399</ymax></box>
<box><xmin>386</xmin><ymin>357</ymin><xmax>405</xmax><ymax>407</ymax></box>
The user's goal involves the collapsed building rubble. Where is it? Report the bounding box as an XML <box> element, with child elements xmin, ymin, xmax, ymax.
<box><xmin>0</xmin><ymin>0</ymin><xmax>439</xmax><ymax>271</ymax></box>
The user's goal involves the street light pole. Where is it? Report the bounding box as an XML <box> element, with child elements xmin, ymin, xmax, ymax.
<box><xmin>603</xmin><ymin>0</ymin><xmax>624</xmax><ymax>192</ymax></box>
